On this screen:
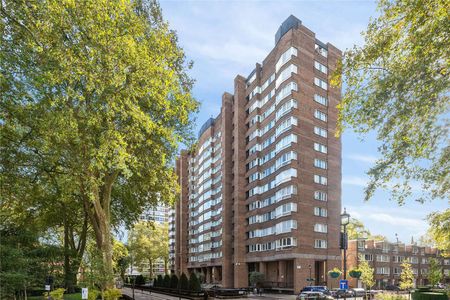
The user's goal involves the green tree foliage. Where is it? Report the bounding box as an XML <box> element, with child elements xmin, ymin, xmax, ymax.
<box><xmin>155</xmin><ymin>275</ymin><xmax>163</xmax><ymax>288</ymax></box>
<box><xmin>249</xmin><ymin>272</ymin><xmax>265</xmax><ymax>287</ymax></box>
<box><xmin>135</xmin><ymin>275</ymin><xmax>146</xmax><ymax>285</ymax></box>
<box><xmin>128</xmin><ymin>221</ymin><xmax>169</xmax><ymax>278</ymax></box>
<box><xmin>112</xmin><ymin>240</ymin><xmax>129</xmax><ymax>281</ymax></box>
<box><xmin>0</xmin><ymin>0</ymin><xmax>198</xmax><ymax>288</ymax></box>
<box><xmin>333</xmin><ymin>0</ymin><xmax>449</xmax><ymax>204</ymax></box>
<box><xmin>178</xmin><ymin>273</ymin><xmax>189</xmax><ymax>291</ymax></box>
<box><xmin>399</xmin><ymin>262</ymin><xmax>414</xmax><ymax>290</ymax></box>
<box><xmin>428</xmin><ymin>258</ymin><xmax>443</xmax><ymax>286</ymax></box>
<box><xmin>427</xmin><ymin>209</ymin><xmax>450</xmax><ymax>257</ymax></box>
<box><xmin>189</xmin><ymin>272</ymin><xmax>201</xmax><ymax>292</ymax></box>
<box><xmin>163</xmin><ymin>274</ymin><xmax>171</xmax><ymax>288</ymax></box>
<box><xmin>170</xmin><ymin>274</ymin><xmax>179</xmax><ymax>289</ymax></box>
<box><xmin>0</xmin><ymin>223</ymin><xmax>64</xmax><ymax>299</ymax></box>
<box><xmin>359</xmin><ymin>255</ymin><xmax>375</xmax><ymax>290</ymax></box>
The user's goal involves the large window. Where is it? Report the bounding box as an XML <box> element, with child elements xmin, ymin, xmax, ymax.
<box><xmin>314</xmin><ymin>158</ymin><xmax>327</xmax><ymax>169</ymax></box>
<box><xmin>315</xmin><ymin>239</ymin><xmax>327</xmax><ymax>249</ymax></box>
<box><xmin>276</xmin><ymin>47</ymin><xmax>298</xmax><ymax>72</ymax></box>
<box><xmin>314</xmin><ymin>207</ymin><xmax>328</xmax><ymax>217</ymax></box>
<box><xmin>314</xmin><ymin>191</ymin><xmax>327</xmax><ymax>201</ymax></box>
<box><xmin>276</xmin><ymin>64</ymin><xmax>298</xmax><ymax>88</ymax></box>
<box><xmin>314</xmin><ymin>77</ymin><xmax>328</xmax><ymax>90</ymax></box>
<box><xmin>314</xmin><ymin>94</ymin><xmax>328</xmax><ymax>106</ymax></box>
<box><xmin>314</xmin><ymin>110</ymin><xmax>328</xmax><ymax>122</ymax></box>
<box><xmin>314</xmin><ymin>61</ymin><xmax>328</xmax><ymax>74</ymax></box>
<box><xmin>314</xmin><ymin>175</ymin><xmax>328</xmax><ymax>185</ymax></box>
<box><xmin>276</xmin><ymin>82</ymin><xmax>298</xmax><ymax>104</ymax></box>
<box><xmin>314</xmin><ymin>223</ymin><xmax>328</xmax><ymax>233</ymax></box>
<box><xmin>314</xmin><ymin>126</ymin><xmax>327</xmax><ymax>138</ymax></box>
<box><xmin>314</xmin><ymin>142</ymin><xmax>328</xmax><ymax>154</ymax></box>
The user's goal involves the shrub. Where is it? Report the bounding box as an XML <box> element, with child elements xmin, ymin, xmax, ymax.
<box><xmin>49</xmin><ymin>288</ymin><xmax>65</xmax><ymax>300</ymax></box>
<box><xmin>135</xmin><ymin>274</ymin><xmax>146</xmax><ymax>285</ymax></box>
<box><xmin>87</xmin><ymin>289</ymin><xmax>100</xmax><ymax>300</ymax></box>
<box><xmin>163</xmin><ymin>274</ymin><xmax>171</xmax><ymax>288</ymax></box>
<box><xmin>249</xmin><ymin>271</ymin><xmax>265</xmax><ymax>287</ymax></box>
<box><xmin>155</xmin><ymin>275</ymin><xmax>163</xmax><ymax>287</ymax></box>
<box><xmin>189</xmin><ymin>272</ymin><xmax>201</xmax><ymax>292</ymax></box>
<box><xmin>103</xmin><ymin>288</ymin><xmax>122</xmax><ymax>300</ymax></box>
<box><xmin>170</xmin><ymin>274</ymin><xmax>179</xmax><ymax>289</ymax></box>
<box><xmin>411</xmin><ymin>291</ymin><xmax>447</xmax><ymax>300</ymax></box>
<box><xmin>375</xmin><ymin>294</ymin><xmax>405</xmax><ymax>300</ymax></box>
<box><xmin>178</xmin><ymin>273</ymin><xmax>189</xmax><ymax>290</ymax></box>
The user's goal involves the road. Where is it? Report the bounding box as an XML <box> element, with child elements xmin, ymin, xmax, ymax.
<box><xmin>122</xmin><ymin>288</ymin><xmax>375</xmax><ymax>300</ymax></box>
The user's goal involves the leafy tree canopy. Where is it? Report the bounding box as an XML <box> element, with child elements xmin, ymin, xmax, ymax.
<box><xmin>1</xmin><ymin>0</ymin><xmax>198</xmax><ymax>286</ymax></box>
<box><xmin>399</xmin><ymin>262</ymin><xmax>414</xmax><ymax>290</ymax></box>
<box><xmin>333</xmin><ymin>0</ymin><xmax>449</xmax><ymax>204</ymax></box>
<box><xmin>427</xmin><ymin>209</ymin><xmax>450</xmax><ymax>257</ymax></box>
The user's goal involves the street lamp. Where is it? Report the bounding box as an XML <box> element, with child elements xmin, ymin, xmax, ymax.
<box><xmin>341</xmin><ymin>208</ymin><xmax>350</xmax><ymax>281</ymax></box>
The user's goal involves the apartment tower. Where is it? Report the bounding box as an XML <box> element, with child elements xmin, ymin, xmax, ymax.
<box><xmin>174</xmin><ymin>15</ymin><xmax>342</xmax><ymax>293</ymax></box>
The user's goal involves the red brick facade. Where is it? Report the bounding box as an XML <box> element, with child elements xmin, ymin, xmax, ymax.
<box><xmin>174</xmin><ymin>16</ymin><xmax>343</xmax><ymax>293</ymax></box>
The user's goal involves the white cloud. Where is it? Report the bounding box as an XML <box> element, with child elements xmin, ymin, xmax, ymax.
<box><xmin>347</xmin><ymin>153</ymin><xmax>378</xmax><ymax>163</ymax></box>
<box><xmin>342</xmin><ymin>176</ymin><xmax>368</xmax><ymax>187</ymax></box>
<box><xmin>366</xmin><ymin>213</ymin><xmax>426</xmax><ymax>230</ymax></box>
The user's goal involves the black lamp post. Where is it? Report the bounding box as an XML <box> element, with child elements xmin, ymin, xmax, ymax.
<box><xmin>341</xmin><ymin>208</ymin><xmax>350</xmax><ymax>282</ymax></box>
<box><xmin>309</xmin><ymin>265</ymin><xmax>312</xmax><ymax>286</ymax></box>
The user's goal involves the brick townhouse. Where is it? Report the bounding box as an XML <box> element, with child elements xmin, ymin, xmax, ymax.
<box><xmin>347</xmin><ymin>239</ymin><xmax>450</xmax><ymax>288</ymax></box>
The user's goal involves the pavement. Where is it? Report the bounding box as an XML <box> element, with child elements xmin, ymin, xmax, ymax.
<box><xmin>122</xmin><ymin>288</ymin><xmax>376</xmax><ymax>300</ymax></box>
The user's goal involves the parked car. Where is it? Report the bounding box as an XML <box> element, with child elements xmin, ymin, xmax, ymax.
<box><xmin>301</xmin><ymin>286</ymin><xmax>330</xmax><ymax>294</ymax></box>
<box><xmin>385</xmin><ymin>285</ymin><xmax>400</xmax><ymax>291</ymax></box>
<box><xmin>351</xmin><ymin>288</ymin><xmax>366</xmax><ymax>297</ymax></box>
<box><xmin>331</xmin><ymin>289</ymin><xmax>355</xmax><ymax>298</ymax></box>
<box><xmin>297</xmin><ymin>291</ymin><xmax>334</xmax><ymax>300</ymax></box>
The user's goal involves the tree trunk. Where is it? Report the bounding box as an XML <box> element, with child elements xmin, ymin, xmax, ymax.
<box><xmin>63</xmin><ymin>214</ymin><xmax>75</xmax><ymax>293</ymax></box>
<box><xmin>82</xmin><ymin>171</ymin><xmax>118</xmax><ymax>289</ymax></box>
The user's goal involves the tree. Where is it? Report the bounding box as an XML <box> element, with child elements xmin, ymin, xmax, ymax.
<box><xmin>178</xmin><ymin>273</ymin><xmax>189</xmax><ymax>291</ymax></box>
<box><xmin>170</xmin><ymin>274</ymin><xmax>179</xmax><ymax>289</ymax></box>
<box><xmin>399</xmin><ymin>262</ymin><xmax>414</xmax><ymax>290</ymax></box>
<box><xmin>1</xmin><ymin>0</ymin><xmax>198</xmax><ymax>287</ymax></box>
<box><xmin>428</xmin><ymin>258</ymin><xmax>443</xmax><ymax>287</ymax></box>
<box><xmin>128</xmin><ymin>221</ymin><xmax>169</xmax><ymax>279</ymax></box>
<box><xmin>112</xmin><ymin>240</ymin><xmax>129</xmax><ymax>281</ymax></box>
<box><xmin>347</xmin><ymin>218</ymin><xmax>371</xmax><ymax>239</ymax></box>
<box><xmin>189</xmin><ymin>273</ymin><xmax>201</xmax><ymax>292</ymax></box>
<box><xmin>358</xmin><ymin>255</ymin><xmax>375</xmax><ymax>290</ymax></box>
<box><xmin>332</xmin><ymin>0</ymin><xmax>449</xmax><ymax>204</ymax></box>
<box><xmin>427</xmin><ymin>209</ymin><xmax>450</xmax><ymax>257</ymax></box>
<box><xmin>249</xmin><ymin>271</ymin><xmax>265</xmax><ymax>287</ymax></box>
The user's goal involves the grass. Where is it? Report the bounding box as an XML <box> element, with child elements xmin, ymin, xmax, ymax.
<box><xmin>28</xmin><ymin>293</ymin><xmax>82</xmax><ymax>300</ymax></box>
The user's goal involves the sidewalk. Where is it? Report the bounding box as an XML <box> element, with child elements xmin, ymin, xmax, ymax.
<box><xmin>122</xmin><ymin>288</ymin><xmax>297</xmax><ymax>300</ymax></box>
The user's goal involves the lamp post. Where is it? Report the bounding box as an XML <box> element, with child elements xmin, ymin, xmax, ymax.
<box><xmin>341</xmin><ymin>208</ymin><xmax>350</xmax><ymax>300</ymax></box>
<box><xmin>309</xmin><ymin>265</ymin><xmax>312</xmax><ymax>286</ymax></box>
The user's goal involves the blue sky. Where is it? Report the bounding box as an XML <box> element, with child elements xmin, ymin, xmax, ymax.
<box><xmin>159</xmin><ymin>0</ymin><xmax>447</xmax><ymax>243</ymax></box>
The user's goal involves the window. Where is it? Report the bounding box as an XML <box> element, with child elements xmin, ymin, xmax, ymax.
<box><xmin>276</xmin><ymin>237</ymin><xmax>297</xmax><ymax>249</ymax></box>
<box><xmin>275</xmin><ymin>99</ymin><xmax>297</xmax><ymax>121</ymax></box>
<box><xmin>276</xmin><ymin>151</ymin><xmax>297</xmax><ymax>169</ymax></box>
<box><xmin>276</xmin><ymin>47</ymin><xmax>298</xmax><ymax>72</ymax></box>
<box><xmin>276</xmin><ymin>82</ymin><xmax>298</xmax><ymax>104</ymax></box>
<box><xmin>364</xmin><ymin>254</ymin><xmax>373</xmax><ymax>261</ymax></box>
<box><xmin>275</xmin><ymin>220</ymin><xmax>297</xmax><ymax>234</ymax></box>
<box><xmin>276</xmin><ymin>116</ymin><xmax>298</xmax><ymax>136</ymax></box>
<box><xmin>314</xmin><ymin>175</ymin><xmax>327</xmax><ymax>185</ymax></box>
<box><xmin>357</xmin><ymin>240</ymin><xmax>365</xmax><ymax>251</ymax></box>
<box><xmin>314</xmin><ymin>191</ymin><xmax>327</xmax><ymax>201</ymax></box>
<box><xmin>376</xmin><ymin>267</ymin><xmax>390</xmax><ymax>275</ymax></box>
<box><xmin>314</xmin><ymin>126</ymin><xmax>327</xmax><ymax>138</ymax></box>
<box><xmin>314</xmin><ymin>110</ymin><xmax>328</xmax><ymax>122</ymax></box>
<box><xmin>276</xmin><ymin>134</ymin><xmax>298</xmax><ymax>153</ymax></box>
<box><xmin>314</xmin><ymin>142</ymin><xmax>328</xmax><ymax>154</ymax></box>
<box><xmin>315</xmin><ymin>44</ymin><xmax>328</xmax><ymax>58</ymax></box>
<box><xmin>276</xmin><ymin>65</ymin><xmax>298</xmax><ymax>88</ymax></box>
<box><xmin>314</xmin><ymin>159</ymin><xmax>327</xmax><ymax>169</ymax></box>
<box><xmin>314</xmin><ymin>61</ymin><xmax>328</xmax><ymax>74</ymax></box>
<box><xmin>314</xmin><ymin>207</ymin><xmax>328</xmax><ymax>217</ymax></box>
<box><xmin>275</xmin><ymin>168</ymin><xmax>297</xmax><ymax>186</ymax></box>
<box><xmin>314</xmin><ymin>94</ymin><xmax>328</xmax><ymax>106</ymax></box>
<box><xmin>248</xmin><ymin>172</ymin><xmax>259</xmax><ymax>183</ymax></box>
<box><xmin>314</xmin><ymin>77</ymin><xmax>328</xmax><ymax>90</ymax></box>
<box><xmin>314</xmin><ymin>223</ymin><xmax>328</xmax><ymax>233</ymax></box>
<box><xmin>315</xmin><ymin>239</ymin><xmax>327</xmax><ymax>249</ymax></box>
<box><xmin>376</xmin><ymin>255</ymin><xmax>390</xmax><ymax>262</ymax></box>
